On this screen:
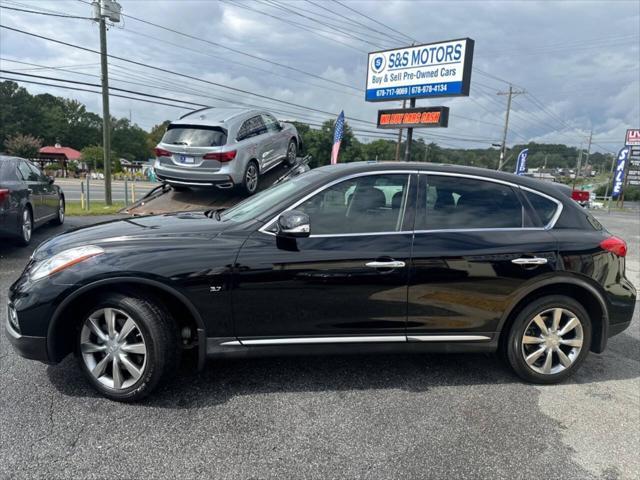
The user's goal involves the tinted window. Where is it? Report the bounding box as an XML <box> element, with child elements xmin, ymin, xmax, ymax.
<box><xmin>524</xmin><ymin>191</ymin><xmax>558</xmax><ymax>226</ymax></box>
<box><xmin>28</xmin><ymin>162</ymin><xmax>47</xmax><ymax>181</ymax></box>
<box><xmin>296</xmin><ymin>174</ymin><xmax>410</xmax><ymax>235</ymax></box>
<box><xmin>262</xmin><ymin>114</ymin><xmax>281</xmax><ymax>133</ymax></box>
<box><xmin>417</xmin><ymin>175</ymin><xmax>523</xmax><ymax>230</ymax></box>
<box><xmin>238</xmin><ymin>116</ymin><xmax>267</xmax><ymax>140</ymax></box>
<box><xmin>17</xmin><ymin>161</ymin><xmax>38</xmax><ymax>181</ymax></box>
<box><xmin>0</xmin><ymin>160</ymin><xmax>19</xmax><ymax>181</ymax></box>
<box><xmin>162</xmin><ymin>125</ymin><xmax>227</xmax><ymax>147</ymax></box>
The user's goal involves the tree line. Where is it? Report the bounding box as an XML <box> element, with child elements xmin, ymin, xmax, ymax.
<box><xmin>1</xmin><ymin>80</ymin><xmax>615</xmax><ymax>174</ymax></box>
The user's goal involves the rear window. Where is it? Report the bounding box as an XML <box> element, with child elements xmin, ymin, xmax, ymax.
<box><xmin>162</xmin><ymin>125</ymin><xmax>227</xmax><ymax>147</ymax></box>
<box><xmin>524</xmin><ymin>191</ymin><xmax>558</xmax><ymax>226</ymax></box>
<box><xmin>0</xmin><ymin>160</ymin><xmax>19</xmax><ymax>181</ymax></box>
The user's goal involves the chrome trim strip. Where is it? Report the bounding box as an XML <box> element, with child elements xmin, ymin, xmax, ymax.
<box><xmin>407</xmin><ymin>335</ymin><xmax>491</xmax><ymax>342</ymax></box>
<box><xmin>219</xmin><ymin>340</ymin><xmax>242</xmax><ymax>346</ymax></box>
<box><xmin>235</xmin><ymin>336</ymin><xmax>407</xmax><ymax>346</ymax></box>
<box><xmin>259</xmin><ymin>170</ymin><xmax>419</xmax><ymax>237</ymax></box>
<box><xmin>365</xmin><ymin>260</ymin><xmax>406</xmax><ymax>268</ymax></box>
<box><xmin>413</xmin><ymin>227</ymin><xmax>544</xmax><ymax>234</ymax></box>
<box><xmin>511</xmin><ymin>257</ymin><xmax>548</xmax><ymax>265</ymax></box>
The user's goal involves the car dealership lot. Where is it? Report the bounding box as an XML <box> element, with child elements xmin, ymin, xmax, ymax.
<box><xmin>1</xmin><ymin>210</ymin><xmax>638</xmax><ymax>479</ymax></box>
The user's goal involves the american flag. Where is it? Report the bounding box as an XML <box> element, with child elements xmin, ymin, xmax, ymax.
<box><xmin>330</xmin><ymin>110</ymin><xmax>345</xmax><ymax>165</ymax></box>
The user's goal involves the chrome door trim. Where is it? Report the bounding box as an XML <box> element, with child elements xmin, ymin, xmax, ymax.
<box><xmin>221</xmin><ymin>336</ymin><xmax>407</xmax><ymax>346</ymax></box>
<box><xmin>365</xmin><ymin>260</ymin><xmax>406</xmax><ymax>268</ymax></box>
<box><xmin>407</xmin><ymin>335</ymin><xmax>491</xmax><ymax>342</ymax></box>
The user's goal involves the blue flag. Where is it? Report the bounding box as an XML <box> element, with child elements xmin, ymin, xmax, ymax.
<box><xmin>515</xmin><ymin>148</ymin><xmax>528</xmax><ymax>175</ymax></box>
<box><xmin>612</xmin><ymin>147</ymin><xmax>630</xmax><ymax>198</ymax></box>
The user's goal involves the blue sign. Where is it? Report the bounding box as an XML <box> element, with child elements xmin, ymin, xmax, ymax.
<box><xmin>515</xmin><ymin>148</ymin><xmax>528</xmax><ymax>175</ymax></box>
<box><xmin>365</xmin><ymin>38</ymin><xmax>475</xmax><ymax>102</ymax></box>
<box><xmin>612</xmin><ymin>147</ymin><xmax>630</xmax><ymax>198</ymax></box>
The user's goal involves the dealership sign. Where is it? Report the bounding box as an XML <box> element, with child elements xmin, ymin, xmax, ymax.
<box><xmin>625</xmin><ymin>128</ymin><xmax>640</xmax><ymax>146</ymax></box>
<box><xmin>377</xmin><ymin>106</ymin><xmax>449</xmax><ymax>129</ymax></box>
<box><xmin>366</xmin><ymin>38</ymin><xmax>474</xmax><ymax>102</ymax></box>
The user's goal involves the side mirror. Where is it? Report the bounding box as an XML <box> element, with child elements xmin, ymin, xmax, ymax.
<box><xmin>47</xmin><ymin>176</ymin><xmax>55</xmax><ymax>184</ymax></box>
<box><xmin>277</xmin><ymin>210</ymin><xmax>310</xmax><ymax>238</ymax></box>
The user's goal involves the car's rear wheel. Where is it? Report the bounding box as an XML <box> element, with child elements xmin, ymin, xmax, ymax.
<box><xmin>242</xmin><ymin>160</ymin><xmax>259</xmax><ymax>195</ymax></box>
<box><xmin>505</xmin><ymin>295</ymin><xmax>591</xmax><ymax>384</ymax></box>
<box><xmin>51</xmin><ymin>197</ymin><xmax>65</xmax><ymax>225</ymax></box>
<box><xmin>76</xmin><ymin>293</ymin><xmax>179</xmax><ymax>402</ymax></box>
<box><xmin>285</xmin><ymin>139</ymin><xmax>297</xmax><ymax>167</ymax></box>
<box><xmin>16</xmin><ymin>206</ymin><xmax>33</xmax><ymax>246</ymax></box>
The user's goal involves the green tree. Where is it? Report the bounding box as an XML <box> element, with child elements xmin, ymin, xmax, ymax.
<box><xmin>4</xmin><ymin>133</ymin><xmax>42</xmax><ymax>159</ymax></box>
<box><xmin>81</xmin><ymin>145</ymin><xmax>118</xmax><ymax>172</ymax></box>
<box><xmin>147</xmin><ymin>120</ymin><xmax>171</xmax><ymax>156</ymax></box>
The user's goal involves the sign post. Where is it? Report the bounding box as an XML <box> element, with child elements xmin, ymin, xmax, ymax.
<box><xmin>366</xmin><ymin>38</ymin><xmax>474</xmax><ymax>161</ymax></box>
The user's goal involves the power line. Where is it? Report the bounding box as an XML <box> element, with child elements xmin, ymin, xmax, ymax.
<box><xmin>0</xmin><ymin>4</ymin><xmax>92</xmax><ymax>19</ymax></box>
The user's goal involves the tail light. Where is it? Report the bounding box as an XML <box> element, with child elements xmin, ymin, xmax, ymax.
<box><xmin>154</xmin><ymin>147</ymin><xmax>172</xmax><ymax>157</ymax></box>
<box><xmin>600</xmin><ymin>236</ymin><xmax>627</xmax><ymax>257</ymax></box>
<box><xmin>203</xmin><ymin>150</ymin><xmax>237</xmax><ymax>162</ymax></box>
<box><xmin>0</xmin><ymin>189</ymin><xmax>9</xmax><ymax>204</ymax></box>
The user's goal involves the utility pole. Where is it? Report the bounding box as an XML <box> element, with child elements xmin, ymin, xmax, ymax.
<box><xmin>92</xmin><ymin>0</ymin><xmax>121</xmax><ymax>205</ymax></box>
<box><xmin>497</xmin><ymin>85</ymin><xmax>525</xmax><ymax>170</ymax></box>
<box><xmin>584</xmin><ymin>129</ymin><xmax>593</xmax><ymax>172</ymax></box>
<box><xmin>403</xmin><ymin>97</ymin><xmax>416</xmax><ymax>162</ymax></box>
<box><xmin>572</xmin><ymin>144</ymin><xmax>583</xmax><ymax>191</ymax></box>
<box><xmin>394</xmin><ymin>99</ymin><xmax>406</xmax><ymax>161</ymax></box>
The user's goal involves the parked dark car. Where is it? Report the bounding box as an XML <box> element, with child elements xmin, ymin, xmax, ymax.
<box><xmin>6</xmin><ymin>162</ymin><xmax>636</xmax><ymax>401</ymax></box>
<box><xmin>0</xmin><ymin>156</ymin><xmax>65</xmax><ymax>246</ymax></box>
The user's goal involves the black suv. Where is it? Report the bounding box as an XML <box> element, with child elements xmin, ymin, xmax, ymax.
<box><xmin>7</xmin><ymin>162</ymin><xmax>636</xmax><ymax>401</ymax></box>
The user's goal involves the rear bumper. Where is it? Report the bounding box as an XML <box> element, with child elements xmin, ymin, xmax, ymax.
<box><xmin>154</xmin><ymin>164</ymin><xmax>240</xmax><ymax>186</ymax></box>
<box><xmin>6</xmin><ymin>318</ymin><xmax>51</xmax><ymax>363</ymax></box>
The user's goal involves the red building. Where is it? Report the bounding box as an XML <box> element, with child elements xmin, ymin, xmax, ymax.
<box><xmin>38</xmin><ymin>144</ymin><xmax>82</xmax><ymax>177</ymax></box>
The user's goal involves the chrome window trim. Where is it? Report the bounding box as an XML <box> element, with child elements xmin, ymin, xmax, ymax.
<box><xmin>259</xmin><ymin>170</ymin><xmax>418</xmax><ymax>237</ymax></box>
<box><xmin>258</xmin><ymin>168</ymin><xmax>565</xmax><ymax>237</ymax></box>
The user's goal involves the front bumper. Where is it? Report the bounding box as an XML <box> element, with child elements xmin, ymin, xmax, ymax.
<box><xmin>6</xmin><ymin>318</ymin><xmax>50</xmax><ymax>363</ymax></box>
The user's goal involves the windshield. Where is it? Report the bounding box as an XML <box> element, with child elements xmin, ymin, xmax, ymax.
<box><xmin>222</xmin><ymin>169</ymin><xmax>324</xmax><ymax>223</ymax></box>
<box><xmin>162</xmin><ymin>125</ymin><xmax>227</xmax><ymax>147</ymax></box>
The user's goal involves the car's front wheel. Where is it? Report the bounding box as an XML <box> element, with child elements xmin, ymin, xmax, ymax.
<box><xmin>76</xmin><ymin>293</ymin><xmax>179</xmax><ymax>402</ymax></box>
<box><xmin>285</xmin><ymin>139</ymin><xmax>297</xmax><ymax>167</ymax></box>
<box><xmin>505</xmin><ymin>295</ymin><xmax>591</xmax><ymax>384</ymax></box>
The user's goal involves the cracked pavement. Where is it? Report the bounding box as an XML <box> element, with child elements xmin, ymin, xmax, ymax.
<box><xmin>1</xmin><ymin>209</ymin><xmax>638</xmax><ymax>479</ymax></box>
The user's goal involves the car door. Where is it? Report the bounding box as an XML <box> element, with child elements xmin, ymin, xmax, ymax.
<box><xmin>28</xmin><ymin>162</ymin><xmax>57</xmax><ymax>218</ymax></box>
<box><xmin>232</xmin><ymin>171</ymin><xmax>416</xmax><ymax>342</ymax></box>
<box><xmin>16</xmin><ymin>160</ymin><xmax>45</xmax><ymax>222</ymax></box>
<box><xmin>407</xmin><ymin>173</ymin><xmax>559</xmax><ymax>341</ymax></box>
<box><xmin>262</xmin><ymin>113</ymin><xmax>288</xmax><ymax>162</ymax></box>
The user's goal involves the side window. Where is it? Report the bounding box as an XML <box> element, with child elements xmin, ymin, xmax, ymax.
<box><xmin>238</xmin><ymin>116</ymin><xmax>267</xmax><ymax>141</ymax></box>
<box><xmin>296</xmin><ymin>174</ymin><xmax>410</xmax><ymax>235</ymax></box>
<box><xmin>28</xmin><ymin>162</ymin><xmax>47</xmax><ymax>182</ymax></box>
<box><xmin>524</xmin><ymin>190</ymin><xmax>559</xmax><ymax>227</ymax></box>
<box><xmin>417</xmin><ymin>175</ymin><xmax>523</xmax><ymax>230</ymax></box>
<box><xmin>17</xmin><ymin>161</ymin><xmax>38</xmax><ymax>181</ymax></box>
<box><xmin>262</xmin><ymin>114</ymin><xmax>281</xmax><ymax>133</ymax></box>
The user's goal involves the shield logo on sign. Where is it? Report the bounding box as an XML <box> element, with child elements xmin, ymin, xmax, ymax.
<box><xmin>372</xmin><ymin>55</ymin><xmax>385</xmax><ymax>73</ymax></box>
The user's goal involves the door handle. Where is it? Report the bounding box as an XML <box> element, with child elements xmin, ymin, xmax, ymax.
<box><xmin>511</xmin><ymin>257</ymin><xmax>548</xmax><ymax>265</ymax></box>
<box><xmin>365</xmin><ymin>260</ymin><xmax>406</xmax><ymax>269</ymax></box>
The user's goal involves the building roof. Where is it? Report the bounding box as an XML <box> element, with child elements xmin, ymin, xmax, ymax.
<box><xmin>39</xmin><ymin>145</ymin><xmax>82</xmax><ymax>160</ymax></box>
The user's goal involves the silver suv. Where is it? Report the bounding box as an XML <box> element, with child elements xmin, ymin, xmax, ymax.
<box><xmin>154</xmin><ymin>108</ymin><xmax>300</xmax><ymax>194</ymax></box>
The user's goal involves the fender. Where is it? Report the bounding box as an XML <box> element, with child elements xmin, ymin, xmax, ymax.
<box><xmin>497</xmin><ymin>273</ymin><xmax>610</xmax><ymax>352</ymax></box>
<box><xmin>47</xmin><ymin>276</ymin><xmax>207</xmax><ymax>369</ymax></box>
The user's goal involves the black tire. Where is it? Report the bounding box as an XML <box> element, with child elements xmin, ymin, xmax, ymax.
<box><xmin>15</xmin><ymin>205</ymin><xmax>33</xmax><ymax>247</ymax></box>
<box><xmin>285</xmin><ymin>139</ymin><xmax>297</xmax><ymax>167</ymax></box>
<box><xmin>505</xmin><ymin>295</ymin><xmax>591</xmax><ymax>384</ymax></box>
<box><xmin>241</xmin><ymin>160</ymin><xmax>259</xmax><ymax>195</ymax></box>
<box><xmin>51</xmin><ymin>196</ymin><xmax>65</xmax><ymax>225</ymax></box>
<box><xmin>75</xmin><ymin>293</ymin><xmax>179</xmax><ymax>402</ymax></box>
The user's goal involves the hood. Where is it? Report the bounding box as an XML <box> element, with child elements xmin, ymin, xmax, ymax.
<box><xmin>33</xmin><ymin>211</ymin><xmax>232</xmax><ymax>260</ymax></box>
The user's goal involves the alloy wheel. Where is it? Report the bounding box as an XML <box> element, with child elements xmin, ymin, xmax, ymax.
<box><xmin>246</xmin><ymin>164</ymin><xmax>258</xmax><ymax>192</ymax></box>
<box><xmin>80</xmin><ymin>308</ymin><xmax>148</xmax><ymax>391</ymax></box>
<box><xmin>58</xmin><ymin>198</ymin><xmax>64</xmax><ymax>223</ymax></box>
<box><xmin>521</xmin><ymin>307</ymin><xmax>584</xmax><ymax>375</ymax></box>
<box><xmin>287</xmin><ymin>142</ymin><xmax>297</xmax><ymax>163</ymax></box>
<box><xmin>22</xmin><ymin>209</ymin><xmax>32</xmax><ymax>242</ymax></box>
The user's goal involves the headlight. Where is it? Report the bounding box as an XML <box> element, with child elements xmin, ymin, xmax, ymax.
<box><xmin>30</xmin><ymin>245</ymin><xmax>105</xmax><ymax>281</ymax></box>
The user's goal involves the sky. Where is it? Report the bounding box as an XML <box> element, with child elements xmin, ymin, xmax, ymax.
<box><xmin>0</xmin><ymin>0</ymin><xmax>639</xmax><ymax>154</ymax></box>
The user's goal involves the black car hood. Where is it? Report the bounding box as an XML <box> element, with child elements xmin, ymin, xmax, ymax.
<box><xmin>33</xmin><ymin>211</ymin><xmax>237</xmax><ymax>260</ymax></box>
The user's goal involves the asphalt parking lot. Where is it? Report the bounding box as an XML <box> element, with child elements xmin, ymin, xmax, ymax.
<box><xmin>0</xmin><ymin>209</ymin><xmax>638</xmax><ymax>479</ymax></box>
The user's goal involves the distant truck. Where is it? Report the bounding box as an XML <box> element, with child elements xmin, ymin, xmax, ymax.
<box><xmin>571</xmin><ymin>189</ymin><xmax>590</xmax><ymax>208</ymax></box>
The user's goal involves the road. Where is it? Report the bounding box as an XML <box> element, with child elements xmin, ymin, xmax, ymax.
<box><xmin>54</xmin><ymin>179</ymin><xmax>158</xmax><ymax>202</ymax></box>
<box><xmin>0</xmin><ymin>209</ymin><xmax>638</xmax><ymax>479</ymax></box>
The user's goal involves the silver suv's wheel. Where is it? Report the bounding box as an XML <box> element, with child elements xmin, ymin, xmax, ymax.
<box><xmin>285</xmin><ymin>140</ymin><xmax>297</xmax><ymax>166</ymax></box>
<box><xmin>242</xmin><ymin>161</ymin><xmax>259</xmax><ymax>195</ymax></box>
<box><xmin>505</xmin><ymin>295</ymin><xmax>591</xmax><ymax>384</ymax></box>
<box><xmin>76</xmin><ymin>293</ymin><xmax>179</xmax><ymax>402</ymax></box>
